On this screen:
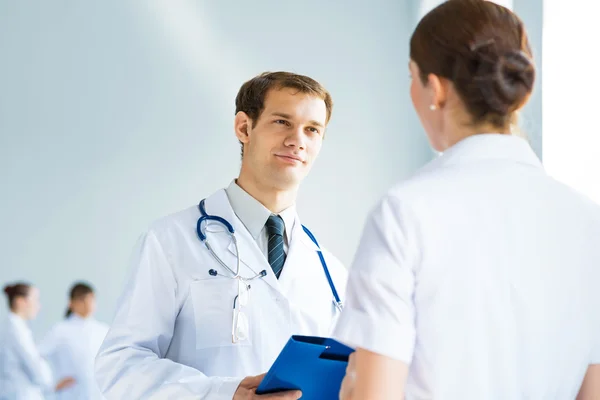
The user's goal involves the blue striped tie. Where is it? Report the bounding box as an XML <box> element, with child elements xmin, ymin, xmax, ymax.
<box><xmin>266</xmin><ymin>215</ymin><xmax>286</xmax><ymax>278</ymax></box>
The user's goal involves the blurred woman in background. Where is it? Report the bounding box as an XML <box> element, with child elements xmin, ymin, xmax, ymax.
<box><xmin>0</xmin><ymin>282</ymin><xmax>75</xmax><ymax>399</ymax></box>
<box><xmin>39</xmin><ymin>282</ymin><xmax>109</xmax><ymax>400</ymax></box>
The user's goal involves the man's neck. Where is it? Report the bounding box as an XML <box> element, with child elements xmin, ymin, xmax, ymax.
<box><xmin>236</xmin><ymin>173</ymin><xmax>297</xmax><ymax>214</ymax></box>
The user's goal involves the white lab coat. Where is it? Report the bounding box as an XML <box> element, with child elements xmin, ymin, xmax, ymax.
<box><xmin>39</xmin><ymin>315</ymin><xmax>109</xmax><ymax>400</ymax></box>
<box><xmin>0</xmin><ymin>313</ymin><xmax>54</xmax><ymax>400</ymax></box>
<box><xmin>334</xmin><ymin>134</ymin><xmax>600</xmax><ymax>399</ymax></box>
<box><xmin>95</xmin><ymin>188</ymin><xmax>347</xmax><ymax>399</ymax></box>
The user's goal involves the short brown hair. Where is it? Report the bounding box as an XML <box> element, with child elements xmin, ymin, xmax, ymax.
<box><xmin>235</xmin><ymin>71</ymin><xmax>333</xmax><ymax>126</ymax></box>
<box><xmin>235</xmin><ymin>71</ymin><xmax>333</xmax><ymax>158</ymax></box>
<box><xmin>410</xmin><ymin>0</ymin><xmax>535</xmax><ymax>128</ymax></box>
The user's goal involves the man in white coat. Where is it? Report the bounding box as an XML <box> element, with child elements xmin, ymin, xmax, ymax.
<box><xmin>95</xmin><ymin>71</ymin><xmax>347</xmax><ymax>399</ymax></box>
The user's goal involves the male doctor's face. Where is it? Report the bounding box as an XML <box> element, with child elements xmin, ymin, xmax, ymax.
<box><xmin>235</xmin><ymin>87</ymin><xmax>327</xmax><ymax>191</ymax></box>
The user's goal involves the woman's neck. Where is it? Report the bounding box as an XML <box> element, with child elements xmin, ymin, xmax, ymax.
<box><xmin>442</xmin><ymin>121</ymin><xmax>510</xmax><ymax>151</ymax></box>
<box><xmin>11</xmin><ymin>309</ymin><xmax>28</xmax><ymax>320</ymax></box>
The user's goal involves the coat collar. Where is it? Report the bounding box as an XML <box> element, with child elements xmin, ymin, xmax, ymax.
<box><xmin>202</xmin><ymin>189</ymin><xmax>320</xmax><ymax>297</ymax></box>
<box><xmin>426</xmin><ymin>134</ymin><xmax>542</xmax><ymax>172</ymax></box>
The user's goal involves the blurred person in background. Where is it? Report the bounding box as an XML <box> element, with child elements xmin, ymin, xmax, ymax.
<box><xmin>39</xmin><ymin>282</ymin><xmax>109</xmax><ymax>400</ymax></box>
<box><xmin>334</xmin><ymin>0</ymin><xmax>600</xmax><ymax>398</ymax></box>
<box><xmin>0</xmin><ymin>282</ymin><xmax>75</xmax><ymax>399</ymax></box>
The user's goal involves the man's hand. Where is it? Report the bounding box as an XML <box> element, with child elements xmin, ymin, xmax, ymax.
<box><xmin>233</xmin><ymin>374</ymin><xmax>302</xmax><ymax>399</ymax></box>
<box><xmin>55</xmin><ymin>376</ymin><xmax>76</xmax><ymax>392</ymax></box>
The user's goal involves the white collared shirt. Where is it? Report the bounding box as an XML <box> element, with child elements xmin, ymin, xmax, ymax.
<box><xmin>334</xmin><ymin>134</ymin><xmax>600</xmax><ymax>399</ymax></box>
<box><xmin>225</xmin><ymin>180</ymin><xmax>296</xmax><ymax>259</ymax></box>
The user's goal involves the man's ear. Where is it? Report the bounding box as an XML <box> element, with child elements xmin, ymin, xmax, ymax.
<box><xmin>234</xmin><ymin>111</ymin><xmax>252</xmax><ymax>145</ymax></box>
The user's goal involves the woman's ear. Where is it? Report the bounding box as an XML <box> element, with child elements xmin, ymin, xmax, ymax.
<box><xmin>428</xmin><ymin>73</ymin><xmax>449</xmax><ymax>109</ymax></box>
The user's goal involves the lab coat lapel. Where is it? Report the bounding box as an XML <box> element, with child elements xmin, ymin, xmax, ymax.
<box><xmin>277</xmin><ymin>217</ymin><xmax>321</xmax><ymax>297</ymax></box>
<box><xmin>203</xmin><ymin>190</ymin><xmax>283</xmax><ymax>294</ymax></box>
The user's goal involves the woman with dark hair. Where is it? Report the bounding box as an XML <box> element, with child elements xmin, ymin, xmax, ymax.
<box><xmin>64</xmin><ymin>282</ymin><xmax>95</xmax><ymax>318</ymax></box>
<box><xmin>0</xmin><ymin>282</ymin><xmax>75</xmax><ymax>399</ymax></box>
<box><xmin>38</xmin><ymin>282</ymin><xmax>109</xmax><ymax>400</ymax></box>
<box><xmin>334</xmin><ymin>0</ymin><xmax>600</xmax><ymax>398</ymax></box>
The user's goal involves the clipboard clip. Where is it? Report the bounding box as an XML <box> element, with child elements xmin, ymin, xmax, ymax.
<box><xmin>319</xmin><ymin>344</ymin><xmax>350</xmax><ymax>362</ymax></box>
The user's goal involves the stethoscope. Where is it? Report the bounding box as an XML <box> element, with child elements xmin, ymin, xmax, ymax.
<box><xmin>196</xmin><ymin>199</ymin><xmax>343</xmax><ymax>313</ymax></box>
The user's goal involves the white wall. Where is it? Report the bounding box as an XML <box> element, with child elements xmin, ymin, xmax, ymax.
<box><xmin>542</xmin><ymin>0</ymin><xmax>600</xmax><ymax>203</ymax></box>
<box><xmin>419</xmin><ymin>0</ymin><xmax>514</xmax><ymax>19</ymax></box>
<box><xmin>0</xmin><ymin>1</ymin><xmax>432</xmax><ymax>337</ymax></box>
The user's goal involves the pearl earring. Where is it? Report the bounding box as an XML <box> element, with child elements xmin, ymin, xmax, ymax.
<box><xmin>429</xmin><ymin>104</ymin><xmax>437</xmax><ymax>111</ymax></box>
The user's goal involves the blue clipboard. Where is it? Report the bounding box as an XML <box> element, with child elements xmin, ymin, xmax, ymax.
<box><xmin>256</xmin><ymin>335</ymin><xmax>355</xmax><ymax>399</ymax></box>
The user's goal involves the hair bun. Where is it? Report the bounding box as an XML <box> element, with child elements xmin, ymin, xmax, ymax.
<box><xmin>4</xmin><ymin>285</ymin><xmax>13</xmax><ymax>295</ymax></box>
<box><xmin>497</xmin><ymin>50</ymin><xmax>535</xmax><ymax>103</ymax></box>
<box><xmin>478</xmin><ymin>49</ymin><xmax>535</xmax><ymax>116</ymax></box>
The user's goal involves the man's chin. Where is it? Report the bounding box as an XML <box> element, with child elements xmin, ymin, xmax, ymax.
<box><xmin>270</xmin><ymin>172</ymin><xmax>304</xmax><ymax>191</ymax></box>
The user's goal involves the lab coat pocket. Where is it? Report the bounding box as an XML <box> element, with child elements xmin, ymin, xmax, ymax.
<box><xmin>189</xmin><ymin>278</ymin><xmax>253</xmax><ymax>349</ymax></box>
